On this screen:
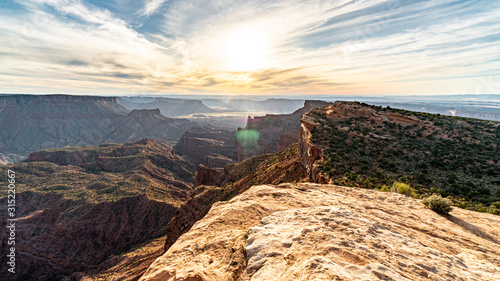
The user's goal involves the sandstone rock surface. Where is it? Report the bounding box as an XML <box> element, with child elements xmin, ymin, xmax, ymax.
<box><xmin>140</xmin><ymin>183</ymin><xmax>500</xmax><ymax>281</ymax></box>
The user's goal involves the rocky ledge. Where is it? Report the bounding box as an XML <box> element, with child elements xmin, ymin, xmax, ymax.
<box><xmin>140</xmin><ymin>183</ymin><xmax>500</xmax><ymax>281</ymax></box>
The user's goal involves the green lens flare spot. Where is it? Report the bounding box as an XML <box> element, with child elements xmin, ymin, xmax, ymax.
<box><xmin>236</xmin><ymin>129</ymin><xmax>260</xmax><ymax>145</ymax></box>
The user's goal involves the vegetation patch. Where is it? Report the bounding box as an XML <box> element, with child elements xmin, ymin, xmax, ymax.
<box><xmin>308</xmin><ymin>102</ymin><xmax>500</xmax><ymax>214</ymax></box>
<box><xmin>422</xmin><ymin>195</ymin><xmax>453</xmax><ymax>214</ymax></box>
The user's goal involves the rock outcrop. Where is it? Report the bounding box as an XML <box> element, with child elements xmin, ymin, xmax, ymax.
<box><xmin>148</xmin><ymin>145</ymin><xmax>307</xmax><ymax>276</ymax></box>
<box><xmin>175</xmin><ymin>126</ymin><xmax>238</xmax><ymax>168</ymax></box>
<box><xmin>195</xmin><ymin>164</ymin><xmax>225</xmax><ymax>187</ymax></box>
<box><xmin>299</xmin><ymin>114</ymin><xmax>327</xmax><ymax>183</ymax></box>
<box><xmin>140</xmin><ymin>183</ymin><xmax>500</xmax><ymax>281</ymax></box>
<box><xmin>195</xmin><ymin>144</ymin><xmax>305</xmax><ymax>189</ymax></box>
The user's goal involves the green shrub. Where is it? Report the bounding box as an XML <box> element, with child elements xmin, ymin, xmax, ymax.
<box><xmin>392</xmin><ymin>181</ymin><xmax>417</xmax><ymax>198</ymax></box>
<box><xmin>422</xmin><ymin>195</ymin><xmax>453</xmax><ymax>214</ymax></box>
<box><xmin>491</xmin><ymin>201</ymin><xmax>500</xmax><ymax>209</ymax></box>
<box><xmin>488</xmin><ymin>208</ymin><xmax>500</xmax><ymax>215</ymax></box>
<box><xmin>380</xmin><ymin>185</ymin><xmax>390</xmax><ymax>192</ymax></box>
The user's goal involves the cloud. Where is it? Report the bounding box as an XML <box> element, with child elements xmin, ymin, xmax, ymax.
<box><xmin>142</xmin><ymin>0</ymin><xmax>169</xmax><ymax>16</ymax></box>
<box><xmin>0</xmin><ymin>0</ymin><xmax>499</xmax><ymax>95</ymax></box>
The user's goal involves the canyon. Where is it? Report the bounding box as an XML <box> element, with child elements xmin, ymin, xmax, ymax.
<box><xmin>237</xmin><ymin>100</ymin><xmax>334</xmax><ymax>161</ymax></box>
<box><xmin>0</xmin><ymin>139</ymin><xmax>195</xmax><ymax>280</ymax></box>
<box><xmin>1</xmin><ymin>97</ymin><xmax>499</xmax><ymax>280</ymax></box>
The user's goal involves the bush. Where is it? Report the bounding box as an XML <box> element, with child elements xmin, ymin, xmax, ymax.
<box><xmin>392</xmin><ymin>182</ymin><xmax>417</xmax><ymax>198</ymax></box>
<box><xmin>490</xmin><ymin>201</ymin><xmax>500</xmax><ymax>209</ymax></box>
<box><xmin>380</xmin><ymin>185</ymin><xmax>390</xmax><ymax>192</ymax></box>
<box><xmin>422</xmin><ymin>195</ymin><xmax>453</xmax><ymax>214</ymax></box>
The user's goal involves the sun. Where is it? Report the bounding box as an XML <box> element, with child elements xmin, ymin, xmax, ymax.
<box><xmin>223</xmin><ymin>27</ymin><xmax>269</xmax><ymax>72</ymax></box>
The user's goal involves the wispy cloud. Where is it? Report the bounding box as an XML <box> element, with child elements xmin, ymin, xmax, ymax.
<box><xmin>0</xmin><ymin>0</ymin><xmax>499</xmax><ymax>95</ymax></box>
<box><xmin>141</xmin><ymin>0</ymin><xmax>169</xmax><ymax>16</ymax></box>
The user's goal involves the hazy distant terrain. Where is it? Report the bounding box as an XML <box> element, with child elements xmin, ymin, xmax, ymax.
<box><xmin>117</xmin><ymin>96</ymin><xmax>308</xmax><ymax>130</ymax></box>
<box><xmin>119</xmin><ymin>94</ymin><xmax>500</xmax><ymax>124</ymax></box>
<box><xmin>316</xmin><ymin>94</ymin><xmax>500</xmax><ymax>121</ymax></box>
<box><xmin>0</xmin><ymin>95</ymin><xmax>196</xmax><ymax>164</ymax></box>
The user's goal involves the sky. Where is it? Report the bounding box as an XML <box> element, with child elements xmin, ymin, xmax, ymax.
<box><xmin>0</xmin><ymin>0</ymin><xmax>499</xmax><ymax>96</ymax></box>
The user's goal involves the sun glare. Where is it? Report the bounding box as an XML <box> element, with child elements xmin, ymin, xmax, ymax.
<box><xmin>224</xmin><ymin>27</ymin><xmax>269</xmax><ymax>72</ymax></box>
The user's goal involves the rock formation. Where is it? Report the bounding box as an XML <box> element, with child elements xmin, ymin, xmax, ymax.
<box><xmin>140</xmin><ymin>183</ymin><xmax>500</xmax><ymax>281</ymax></box>
<box><xmin>118</xmin><ymin>97</ymin><xmax>215</xmax><ymax>118</ymax></box>
<box><xmin>195</xmin><ymin>144</ymin><xmax>306</xmax><ymax>189</ymax></box>
<box><xmin>238</xmin><ymin>100</ymin><xmax>334</xmax><ymax>161</ymax></box>
<box><xmin>299</xmin><ymin>112</ymin><xmax>328</xmax><ymax>183</ymax></box>
<box><xmin>277</xmin><ymin>130</ymin><xmax>300</xmax><ymax>152</ymax></box>
<box><xmin>175</xmin><ymin>126</ymin><xmax>238</xmax><ymax>168</ymax></box>
<box><xmin>153</xmin><ymin>144</ymin><xmax>307</xmax><ymax>272</ymax></box>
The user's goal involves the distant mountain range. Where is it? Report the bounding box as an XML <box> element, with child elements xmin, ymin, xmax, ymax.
<box><xmin>118</xmin><ymin>97</ymin><xmax>216</xmax><ymax>117</ymax></box>
<box><xmin>0</xmin><ymin>95</ymin><xmax>196</xmax><ymax>162</ymax></box>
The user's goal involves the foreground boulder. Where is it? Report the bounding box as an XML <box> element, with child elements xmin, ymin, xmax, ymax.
<box><xmin>140</xmin><ymin>183</ymin><xmax>500</xmax><ymax>281</ymax></box>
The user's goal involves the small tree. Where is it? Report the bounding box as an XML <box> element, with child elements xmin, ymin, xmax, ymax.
<box><xmin>422</xmin><ymin>194</ymin><xmax>453</xmax><ymax>214</ymax></box>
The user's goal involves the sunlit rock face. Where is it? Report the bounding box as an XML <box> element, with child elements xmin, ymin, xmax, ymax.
<box><xmin>140</xmin><ymin>183</ymin><xmax>500</xmax><ymax>281</ymax></box>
